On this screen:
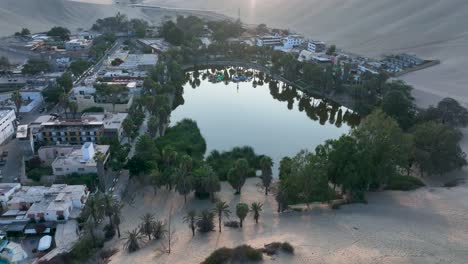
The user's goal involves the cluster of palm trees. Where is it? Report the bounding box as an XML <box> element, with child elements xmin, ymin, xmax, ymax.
<box><xmin>81</xmin><ymin>192</ymin><xmax>123</xmax><ymax>247</ymax></box>
<box><xmin>123</xmin><ymin>213</ymin><xmax>168</xmax><ymax>253</ymax></box>
<box><xmin>183</xmin><ymin>201</ymin><xmax>264</xmax><ymax>237</ymax></box>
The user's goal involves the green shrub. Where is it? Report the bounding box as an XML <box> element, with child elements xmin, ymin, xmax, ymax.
<box><xmin>201</xmin><ymin>245</ymin><xmax>263</xmax><ymax>264</ymax></box>
<box><xmin>231</xmin><ymin>245</ymin><xmax>263</xmax><ymax>262</ymax></box>
<box><xmin>281</xmin><ymin>242</ymin><xmax>294</xmax><ymax>254</ymax></box>
<box><xmin>27</xmin><ymin>166</ymin><xmax>53</xmax><ymax>182</ymax></box>
<box><xmin>385</xmin><ymin>175</ymin><xmax>425</xmax><ymax>191</ymax></box>
<box><xmin>104</xmin><ymin>224</ymin><xmax>116</xmax><ymax>241</ymax></box>
<box><xmin>82</xmin><ymin>106</ymin><xmax>105</xmax><ymax>113</ymax></box>
<box><xmin>201</xmin><ymin>247</ymin><xmax>232</xmax><ymax>264</ymax></box>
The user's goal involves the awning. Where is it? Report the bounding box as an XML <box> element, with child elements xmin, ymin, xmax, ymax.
<box><xmin>38</xmin><ymin>235</ymin><xmax>52</xmax><ymax>251</ymax></box>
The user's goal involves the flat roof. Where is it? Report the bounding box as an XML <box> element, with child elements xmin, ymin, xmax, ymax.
<box><xmin>0</xmin><ymin>109</ymin><xmax>14</xmax><ymax>120</ymax></box>
<box><xmin>82</xmin><ymin>112</ymin><xmax>128</xmax><ymax>130</ymax></box>
<box><xmin>16</xmin><ymin>125</ymin><xmax>28</xmax><ymax>139</ymax></box>
<box><xmin>52</xmin><ymin>144</ymin><xmax>109</xmax><ymax>168</ymax></box>
<box><xmin>0</xmin><ymin>183</ymin><xmax>20</xmax><ymax>195</ymax></box>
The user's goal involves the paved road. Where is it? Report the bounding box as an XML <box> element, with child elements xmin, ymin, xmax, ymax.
<box><xmin>74</xmin><ymin>38</ymin><xmax>124</xmax><ymax>86</ymax></box>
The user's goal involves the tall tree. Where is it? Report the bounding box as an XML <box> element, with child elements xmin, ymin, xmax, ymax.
<box><xmin>250</xmin><ymin>202</ymin><xmax>263</xmax><ymax>224</ymax></box>
<box><xmin>183</xmin><ymin>210</ymin><xmax>197</xmax><ymax>237</ymax></box>
<box><xmin>148</xmin><ymin>115</ymin><xmax>159</xmax><ymax>138</ymax></box>
<box><xmin>352</xmin><ymin>109</ymin><xmax>413</xmax><ymax>190</ymax></box>
<box><xmin>259</xmin><ymin>156</ymin><xmax>273</xmax><ymax>195</ymax></box>
<box><xmin>411</xmin><ymin>121</ymin><xmax>467</xmax><ymax>177</ymax></box>
<box><xmin>10</xmin><ymin>91</ymin><xmax>22</xmax><ymax>115</ymax></box>
<box><xmin>227</xmin><ymin>158</ymin><xmax>249</xmax><ymax>194</ymax></box>
<box><xmin>213</xmin><ymin>201</ymin><xmax>231</xmax><ymax>232</ymax></box>
<box><xmin>94</xmin><ymin>151</ymin><xmax>107</xmax><ymax>192</ymax></box>
<box><xmin>139</xmin><ymin>213</ymin><xmax>156</xmax><ymax>240</ymax></box>
<box><xmin>236</xmin><ymin>203</ymin><xmax>249</xmax><ymax>228</ymax></box>
<box><xmin>421</xmin><ymin>98</ymin><xmax>468</xmax><ymax>128</ymax></box>
<box><xmin>174</xmin><ymin>155</ymin><xmax>194</xmax><ymax>203</ymax></box>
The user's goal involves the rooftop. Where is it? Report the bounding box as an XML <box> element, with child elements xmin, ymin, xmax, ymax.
<box><xmin>81</xmin><ymin>112</ymin><xmax>128</xmax><ymax>130</ymax></box>
<box><xmin>51</xmin><ymin>144</ymin><xmax>109</xmax><ymax>168</ymax></box>
<box><xmin>0</xmin><ymin>183</ymin><xmax>20</xmax><ymax>196</ymax></box>
<box><xmin>0</xmin><ymin>109</ymin><xmax>14</xmax><ymax>120</ymax></box>
<box><xmin>16</xmin><ymin>125</ymin><xmax>28</xmax><ymax>139</ymax></box>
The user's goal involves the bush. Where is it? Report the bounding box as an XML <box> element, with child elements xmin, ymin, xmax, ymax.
<box><xmin>32</xmin><ymin>248</ymin><xmax>37</xmax><ymax>254</ymax></box>
<box><xmin>385</xmin><ymin>175</ymin><xmax>425</xmax><ymax>191</ymax></box>
<box><xmin>202</xmin><ymin>245</ymin><xmax>263</xmax><ymax>264</ymax></box>
<box><xmin>201</xmin><ymin>247</ymin><xmax>232</xmax><ymax>264</ymax></box>
<box><xmin>27</xmin><ymin>166</ymin><xmax>53</xmax><ymax>182</ymax></box>
<box><xmin>82</xmin><ymin>106</ymin><xmax>105</xmax><ymax>113</ymax></box>
<box><xmin>231</xmin><ymin>245</ymin><xmax>263</xmax><ymax>262</ymax></box>
<box><xmin>281</xmin><ymin>242</ymin><xmax>294</xmax><ymax>254</ymax></box>
<box><xmin>443</xmin><ymin>178</ymin><xmax>464</xmax><ymax>188</ymax></box>
<box><xmin>262</xmin><ymin>241</ymin><xmax>294</xmax><ymax>255</ymax></box>
<box><xmin>104</xmin><ymin>224</ymin><xmax>116</xmax><ymax>241</ymax></box>
<box><xmin>224</xmin><ymin>221</ymin><xmax>240</xmax><ymax>228</ymax></box>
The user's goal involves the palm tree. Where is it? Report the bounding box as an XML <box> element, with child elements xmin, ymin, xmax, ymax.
<box><xmin>94</xmin><ymin>151</ymin><xmax>107</xmax><ymax>192</ymax></box>
<box><xmin>123</xmin><ymin>228</ymin><xmax>144</xmax><ymax>253</ymax></box>
<box><xmin>112</xmin><ymin>204</ymin><xmax>123</xmax><ymax>238</ymax></box>
<box><xmin>203</xmin><ymin>170</ymin><xmax>221</xmax><ymax>203</ymax></box>
<box><xmin>174</xmin><ymin>155</ymin><xmax>194</xmax><ymax>203</ymax></box>
<box><xmin>152</xmin><ymin>220</ymin><xmax>167</xmax><ymax>240</ymax></box>
<box><xmin>84</xmin><ymin>193</ymin><xmax>103</xmax><ymax>224</ymax></box>
<box><xmin>183</xmin><ymin>210</ymin><xmax>197</xmax><ymax>237</ymax></box>
<box><xmin>213</xmin><ymin>201</ymin><xmax>231</xmax><ymax>232</ymax></box>
<box><xmin>250</xmin><ymin>202</ymin><xmax>263</xmax><ymax>224</ymax></box>
<box><xmin>236</xmin><ymin>203</ymin><xmax>249</xmax><ymax>228</ymax></box>
<box><xmin>139</xmin><ymin>213</ymin><xmax>156</xmax><ymax>240</ymax></box>
<box><xmin>259</xmin><ymin>156</ymin><xmax>273</xmax><ymax>195</ymax></box>
<box><xmin>83</xmin><ymin>218</ymin><xmax>97</xmax><ymax>247</ymax></box>
<box><xmin>102</xmin><ymin>193</ymin><xmax>116</xmax><ymax>226</ymax></box>
<box><xmin>10</xmin><ymin>91</ymin><xmax>22</xmax><ymax>115</ymax></box>
<box><xmin>196</xmin><ymin>209</ymin><xmax>215</xmax><ymax>233</ymax></box>
<box><xmin>227</xmin><ymin>159</ymin><xmax>249</xmax><ymax>194</ymax></box>
<box><xmin>157</xmin><ymin>103</ymin><xmax>171</xmax><ymax>136</ymax></box>
<box><xmin>67</xmin><ymin>101</ymin><xmax>79</xmax><ymax>119</ymax></box>
<box><xmin>148</xmin><ymin>115</ymin><xmax>159</xmax><ymax>137</ymax></box>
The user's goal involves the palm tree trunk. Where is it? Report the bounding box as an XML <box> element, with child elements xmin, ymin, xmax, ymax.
<box><xmin>116</xmin><ymin>225</ymin><xmax>121</xmax><ymax>238</ymax></box>
<box><xmin>265</xmin><ymin>187</ymin><xmax>268</xmax><ymax>195</ymax></box>
<box><xmin>108</xmin><ymin>215</ymin><xmax>113</xmax><ymax>226</ymax></box>
<box><xmin>218</xmin><ymin>216</ymin><xmax>222</xmax><ymax>232</ymax></box>
<box><xmin>191</xmin><ymin>224</ymin><xmax>195</xmax><ymax>237</ymax></box>
<box><xmin>184</xmin><ymin>194</ymin><xmax>187</xmax><ymax>204</ymax></box>
<box><xmin>240</xmin><ymin>219</ymin><xmax>243</xmax><ymax>228</ymax></box>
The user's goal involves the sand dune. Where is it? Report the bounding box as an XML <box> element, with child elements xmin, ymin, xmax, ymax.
<box><xmin>0</xmin><ymin>0</ymin><xmax>148</xmax><ymax>36</ymax></box>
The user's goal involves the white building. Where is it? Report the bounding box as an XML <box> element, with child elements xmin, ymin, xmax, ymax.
<box><xmin>308</xmin><ymin>41</ymin><xmax>326</xmax><ymax>53</ymax></box>
<box><xmin>0</xmin><ymin>109</ymin><xmax>16</xmax><ymax>145</ymax></box>
<box><xmin>4</xmin><ymin>184</ymin><xmax>89</xmax><ymax>222</ymax></box>
<box><xmin>51</xmin><ymin>142</ymin><xmax>110</xmax><ymax>176</ymax></box>
<box><xmin>65</xmin><ymin>39</ymin><xmax>91</xmax><ymax>51</ymax></box>
<box><xmin>16</xmin><ymin>125</ymin><xmax>34</xmax><ymax>157</ymax></box>
<box><xmin>282</xmin><ymin>35</ymin><xmax>304</xmax><ymax>49</ymax></box>
<box><xmin>0</xmin><ymin>183</ymin><xmax>21</xmax><ymax>208</ymax></box>
<box><xmin>70</xmin><ymin>86</ymin><xmax>134</xmax><ymax>112</ymax></box>
<box><xmin>256</xmin><ymin>35</ymin><xmax>283</xmax><ymax>47</ymax></box>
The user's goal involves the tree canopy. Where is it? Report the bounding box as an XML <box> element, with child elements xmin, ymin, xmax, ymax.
<box><xmin>47</xmin><ymin>26</ymin><xmax>71</xmax><ymax>41</ymax></box>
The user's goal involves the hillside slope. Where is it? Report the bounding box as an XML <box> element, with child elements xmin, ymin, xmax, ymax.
<box><xmin>0</xmin><ymin>0</ymin><xmax>147</xmax><ymax>36</ymax></box>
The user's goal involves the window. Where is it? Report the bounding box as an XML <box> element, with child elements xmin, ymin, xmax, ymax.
<box><xmin>56</xmin><ymin>168</ymin><xmax>63</xmax><ymax>171</ymax></box>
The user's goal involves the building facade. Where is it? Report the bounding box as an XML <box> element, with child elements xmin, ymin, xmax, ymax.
<box><xmin>256</xmin><ymin>35</ymin><xmax>283</xmax><ymax>47</ymax></box>
<box><xmin>308</xmin><ymin>41</ymin><xmax>326</xmax><ymax>53</ymax></box>
<box><xmin>0</xmin><ymin>109</ymin><xmax>16</xmax><ymax>145</ymax></box>
<box><xmin>39</xmin><ymin>118</ymin><xmax>104</xmax><ymax>146</ymax></box>
<box><xmin>51</xmin><ymin>143</ymin><xmax>110</xmax><ymax>176</ymax></box>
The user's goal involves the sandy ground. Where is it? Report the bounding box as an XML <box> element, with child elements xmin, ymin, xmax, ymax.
<box><xmin>107</xmin><ymin>178</ymin><xmax>468</xmax><ymax>264</ymax></box>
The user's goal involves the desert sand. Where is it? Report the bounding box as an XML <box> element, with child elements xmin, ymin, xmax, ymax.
<box><xmin>108</xmin><ymin>177</ymin><xmax>468</xmax><ymax>264</ymax></box>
